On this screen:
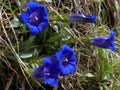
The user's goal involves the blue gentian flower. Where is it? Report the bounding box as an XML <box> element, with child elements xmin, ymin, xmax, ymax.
<box><xmin>42</xmin><ymin>45</ymin><xmax>77</xmax><ymax>76</ymax></box>
<box><xmin>59</xmin><ymin>45</ymin><xmax>77</xmax><ymax>76</ymax></box>
<box><xmin>32</xmin><ymin>58</ymin><xmax>59</xmax><ymax>87</ymax></box>
<box><xmin>69</xmin><ymin>14</ymin><xmax>97</xmax><ymax>23</ymax></box>
<box><xmin>32</xmin><ymin>66</ymin><xmax>45</xmax><ymax>79</ymax></box>
<box><xmin>32</xmin><ymin>45</ymin><xmax>77</xmax><ymax>87</ymax></box>
<box><xmin>91</xmin><ymin>30</ymin><xmax>116</xmax><ymax>54</ymax></box>
<box><xmin>19</xmin><ymin>2</ymin><xmax>49</xmax><ymax>35</ymax></box>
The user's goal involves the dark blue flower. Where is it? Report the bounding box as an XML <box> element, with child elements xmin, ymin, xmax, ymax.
<box><xmin>32</xmin><ymin>66</ymin><xmax>45</xmax><ymax>79</ymax></box>
<box><xmin>32</xmin><ymin>45</ymin><xmax>77</xmax><ymax>87</ymax></box>
<box><xmin>32</xmin><ymin>58</ymin><xmax>59</xmax><ymax>87</ymax></box>
<box><xmin>19</xmin><ymin>2</ymin><xmax>49</xmax><ymax>35</ymax></box>
<box><xmin>59</xmin><ymin>45</ymin><xmax>77</xmax><ymax>76</ymax></box>
<box><xmin>43</xmin><ymin>45</ymin><xmax>77</xmax><ymax>76</ymax></box>
<box><xmin>69</xmin><ymin>14</ymin><xmax>97</xmax><ymax>23</ymax></box>
<box><xmin>91</xmin><ymin>30</ymin><xmax>116</xmax><ymax>54</ymax></box>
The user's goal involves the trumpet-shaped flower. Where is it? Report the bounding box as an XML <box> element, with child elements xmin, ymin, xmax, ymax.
<box><xmin>59</xmin><ymin>45</ymin><xmax>77</xmax><ymax>76</ymax></box>
<box><xmin>19</xmin><ymin>2</ymin><xmax>49</xmax><ymax>35</ymax></box>
<box><xmin>32</xmin><ymin>58</ymin><xmax>59</xmax><ymax>87</ymax></box>
<box><xmin>91</xmin><ymin>30</ymin><xmax>116</xmax><ymax>54</ymax></box>
<box><xmin>69</xmin><ymin>14</ymin><xmax>97</xmax><ymax>23</ymax></box>
<box><xmin>42</xmin><ymin>45</ymin><xmax>77</xmax><ymax>76</ymax></box>
<box><xmin>32</xmin><ymin>45</ymin><xmax>77</xmax><ymax>87</ymax></box>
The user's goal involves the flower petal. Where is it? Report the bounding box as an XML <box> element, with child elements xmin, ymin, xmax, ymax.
<box><xmin>19</xmin><ymin>12</ymin><xmax>29</xmax><ymax>23</ymax></box>
<box><xmin>69</xmin><ymin>52</ymin><xmax>77</xmax><ymax>62</ymax></box>
<box><xmin>38</xmin><ymin>21</ymin><xmax>49</xmax><ymax>32</ymax></box>
<box><xmin>44</xmin><ymin>78</ymin><xmax>58</xmax><ymax>88</ymax></box>
<box><xmin>37</xmin><ymin>4</ymin><xmax>49</xmax><ymax>16</ymax></box>
<box><xmin>84</xmin><ymin>15</ymin><xmax>97</xmax><ymax>23</ymax></box>
<box><xmin>43</xmin><ymin>58</ymin><xmax>52</xmax><ymax>65</ymax></box>
<box><xmin>91</xmin><ymin>30</ymin><xmax>116</xmax><ymax>54</ymax></box>
<box><xmin>48</xmin><ymin>52</ymin><xmax>62</xmax><ymax>64</ymax></box>
<box><xmin>69</xmin><ymin>14</ymin><xmax>97</xmax><ymax>23</ymax></box>
<box><xmin>91</xmin><ymin>37</ymin><xmax>111</xmax><ymax>48</ymax></box>
<box><xmin>55</xmin><ymin>51</ymin><xmax>62</xmax><ymax>61</ymax></box>
<box><xmin>62</xmin><ymin>45</ymin><xmax>74</xmax><ymax>55</ymax></box>
<box><xmin>109</xmin><ymin>30</ymin><xmax>116</xmax><ymax>54</ymax></box>
<box><xmin>108</xmin><ymin>46</ymin><xmax>115</xmax><ymax>54</ymax></box>
<box><xmin>43</xmin><ymin>63</ymin><xmax>59</xmax><ymax>87</ymax></box>
<box><xmin>26</xmin><ymin>23</ymin><xmax>39</xmax><ymax>35</ymax></box>
<box><xmin>59</xmin><ymin>62</ymin><xmax>76</xmax><ymax>76</ymax></box>
<box><xmin>32</xmin><ymin>66</ymin><xmax>44</xmax><ymax>79</ymax></box>
<box><xmin>27</xmin><ymin>2</ymin><xmax>39</xmax><ymax>13</ymax></box>
<box><xmin>110</xmin><ymin>30</ymin><xmax>116</xmax><ymax>40</ymax></box>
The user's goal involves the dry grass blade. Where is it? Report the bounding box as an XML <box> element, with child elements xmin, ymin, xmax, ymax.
<box><xmin>5</xmin><ymin>72</ymin><xmax>15</xmax><ymax>90</ymax></box>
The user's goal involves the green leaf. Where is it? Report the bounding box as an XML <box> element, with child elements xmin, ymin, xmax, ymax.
<box><xmin>24</xmin><ymin>67</ymin><xmax>33</xmax><ymax>77</ymax></box>
<box><xmin>97</xmin><ymin>48</ymin><xmax>114</xmax><ymax>80</ymax></box>
<box><xmin>82</xmin><ymin>38</ymin><xmax>91</xmax><ymax>45</ymax></box>
<box><xmin>85</xmin><ymin>73</ymin><xmax>95</xmax><ymax>78</ymax></box>
<box><xmin>62</xmin><ymin>36</ymin><xmax>71</xmax><ymax>41</ymax></box>
<box><xmin>113</xmin><ymin>61</ymin><xmax>120</xmax><ymax>67</ymax></box>
<box><xmin>49</xmin><ymin>11</ymin><xmax>63</xmax><ymax>21</ymax></box>
<box><xmin>19</xmin><ymin>36</ymin><xmax>36</xmax><ymax>50</ymax></box>
<box><xmin>32</xmin><ymin>49</ymin><xmax>39</xmax><ymax>58</ymax></box>
<box><xmin>4</xmin><ymin>52</ymin><xmax>17</xmax><ymax>61</ymax></box>
<box><xmin>64</xmin><ymin>27</ymin><xmax>75</xmax><ymax>37</ymax></box>
<box><xmin>6</xmin><ymin>18</ymin><xmax>20</xmax><ymax>28</ymax></box>
<box><xmin>51</xmin><ymin>25</ymin><xmax>59</xmax><ymax>33</ymax></box>
<box><xmin>19</xmin><ymin>45</ymin><xmax>40</xmax><ymax>59</ymax></box>
<box><xmin>105</xmin><ymin>62</ymin><xmax>114</xmax><ymax>74</ymax></box>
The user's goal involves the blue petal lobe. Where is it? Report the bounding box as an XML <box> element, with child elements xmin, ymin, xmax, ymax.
<box><xmin>37</xmin><ymin>4</ymin><xmax>49</xmax><ymax>16</ymax></box>
<box><xmin>110</xmin><ymin>30</ymin><xmax>116</xmax><ymax>40</ymax></box>
<box><xmin>49</xmin><ymin>52</ymin><xmax>62</xmax><ymax>64</ymax></box>
<box><xmin>26</xmin><ymin>23</ymin><xmax>39</xmax><ymax>35</ymax></box>
<box><xmin>32</xmin><ymin>66</ymin><xmax>44</xmax><ymax>79</ymax></box>
<box><xmin>27</xmin><ymin>2</ymin><xmax>39</xmax><ymax>13</ymax></box>
<box><xmin>38</xmin><ymin>21</ymin><xmax>49</xmax><ymax>32</ymax></box>
<box><xmin>55</xmin><ymin>51</ymin><xmax>62</xmax><ymax>61</ymax></box>
<box><xmin>60</xmin><ymin>62</ymin><xmax>76</xmax><ymax>76</ymax></box>
<box><xmin>44</xmin><ymin>78</ymin><xmax>58</xmax><ymax>88</ymax></box>
<box><xmin>43</xmin><ymin>64</ymin><xmax>59</xmax><ymax>87</ymax></box>
<box><xmin>62</xmin><ymin>45</ymin><xmax>74</xmax><ymax>55</ymax></box>
<box><xmin>108</xmin><ymin>46</ymin><xmax>115</xmax><ymax>54</ymax></box>
<box><xmin>85</xmin><ymin>15</ymin><xmax>97</xmax><ymax>23</ymax></box>
<box><xmin>109</xmin><ymin>30</ymin><xmax>116</xmax><ymax>54</ymax></box>
<box><xmin>69</xmin><ymin>52</ymin><xmax>77</xmax><ymax>62</ymax></box>
<box><xmin>19</xmin><ymin>12</ymin><xmax>29</xmax><ymax>23</ymax></box>
<box><xmin>43</xmin><ymin>58</ymin><xmax>52</xmax><ymax>65</ymax></box>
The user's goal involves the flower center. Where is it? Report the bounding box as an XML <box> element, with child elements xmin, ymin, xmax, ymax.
<box><xmin>63</xmin><ymin>58</ymin><xmax>68</xmax><ymax>62</ymax></box>
<box><xmin>29</xmin><ymin>11</ymin><xmax>40</xmax><ymax>26</ymax></box>
<box><xmin>45</xmin><ymin>73</ymin><xmax>50</xmax><ymax>76</ymax></box>
<box><xmin>62</xmin><ymin>58</ymin><xmax>69</xmax><ymax>66</ymax></box>
<box><xmin>44</xmin><ymin>67</ymin><xmax>51</xmax><ymax>76</ymax></box>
